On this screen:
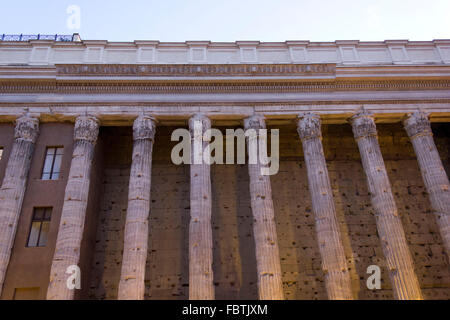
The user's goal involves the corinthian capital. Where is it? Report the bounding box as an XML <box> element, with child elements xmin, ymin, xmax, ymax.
<box><xmin>133</xmin><ymin>115</ymin><xmax>157</xmax><ymax>141</ymax></box>
<box><xmin>349</xmin><ymin>110</ymin><xmax>377</xmax><ymax>140</ymax></box>
<box><xmin>74</xmin><ymin>115</ymin><xmax>100</xmax><ymax>143</ymax></box>
<box><xmin>188</xmin><ymin>113</ymin><xmax>211</xmax><ymax>136</ymax></box>
<box><xmin>243</xmin><ymin>115</ymin><xmax>266</xmax><ymax>130</ymax></box>
<box><xmin>403</xmin><ymin>111</ymin><xmax>432</xmax><ymax>139</ymax></box>
<box><xmin>297</xmin><ymin>113</ymin><xmax>322</xmax><ymax>140</ymax></box>
<box><xmin>14</xmin><ymin>114</ymin><xmax>39</xmax><ymax>143</ymax></box>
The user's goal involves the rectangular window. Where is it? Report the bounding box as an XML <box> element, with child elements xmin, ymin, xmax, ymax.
<box><xmin>27</xmin><ymin>207</ymin><xmax>51</xmax><ymax>247</ymax></box>
<box><xmin>13</xmin><ymin>287</ymin><xmax>40</xmax><ymax>300</ymax></box>
<box><xmin>41</xmin><ymin>147</ymin><xmax>63</xmax><ymax>180</ymax></box>
<box><xmin>0</xmin><ymin>147</ymin><xmax>3</xmax><ymax>161</ymax></box>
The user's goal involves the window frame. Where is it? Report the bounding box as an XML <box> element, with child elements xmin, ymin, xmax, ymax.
<box><xmin>13</xmin><ymin>287</ymin><xmax>40</xmax><ymax>300</ymax></box>
<box><xmin>41</xmin><ymin>146</ymin><xmax>64</xmax><ymax>180</ymax></box>
<box><xmin>26</xmin><ymin>207</ymin><xmax>52</xmax><ymax>248</ymax></box>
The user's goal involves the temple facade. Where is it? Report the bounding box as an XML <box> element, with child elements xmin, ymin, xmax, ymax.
<box><xmin>0</xmin><ymin>36</ymin><xmax>449</xmax><ymax>300</ymax></box>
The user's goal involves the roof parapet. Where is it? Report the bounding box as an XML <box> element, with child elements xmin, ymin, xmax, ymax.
<box><xmin>0</xmin><ymin>33</ymin><xmax>81</xmax><ymax>42</ymax></box>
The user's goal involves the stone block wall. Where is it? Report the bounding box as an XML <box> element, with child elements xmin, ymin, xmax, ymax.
<box><xmin>88</xmin><ymin>122</ymin><xmax>450</xmax><ymax>300</ymax></box>
<box><xmin>88</xmin><ymin>127</ymin><xmax>132</xmax><ymax>299</ymax></box>
<box><xmin>145</xmin><ymin>126</ymin><xmax>190</xmax><ymax>300</ymax></box>
<box><xmin>211</xmin><ymin>164</ymin><xmax>258</xmax><ymax>299</ymax></box>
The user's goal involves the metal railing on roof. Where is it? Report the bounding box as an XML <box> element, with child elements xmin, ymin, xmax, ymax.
<box><xmin>0</xmin><ymin>33</ymin><xmax>81</xmax><ymax>42</ymax></box>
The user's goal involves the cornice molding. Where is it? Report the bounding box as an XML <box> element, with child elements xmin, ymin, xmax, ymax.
<box><xmin>1</xmin><ymin>79</ymin><xmax>450</xmax><ymax>94</ymax></box>
<box><xmin>2</xmin><ymin>100</ymin><xmax>450</xmax><ymax>109</ymax></box>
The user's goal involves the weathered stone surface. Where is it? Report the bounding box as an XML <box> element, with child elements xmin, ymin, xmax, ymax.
<box><xmin>47</xmin><ymin>115</ymin><xmax>99</xmax><ymax>300</ymax></box>
<box><xmin>188</xmin><ymin>114</ymin><xmax>214</xmax><ymax>300</ymax></box>
<box><xmin>403</xmin><ymin>111</ymin><xmax>450</xmax><ymax>258</ymax></box>
<box><xmin>349</xmin><ymin>111</ymin><xmax>423</xmax><ymax>300</ymax></box>
<box><xmin>85</xmin><ymin>123</ymin><xmax>450</xmax><ymax>301</ymax></box>
<box><xmin>297</xmin><ymin>113</ymin><xmax>353</xmax><ymax>300</ymax></box>
<box><xmin>0</xmin><ymin>114</ymin><xmax>39</xmax><ymax>296</ymax></box>
<box><xmin>118</xmin><ymin>115</ymin><xmax>156</xmax><ymax>300</ymax></box>
<box><xmin>244</xmin><ymin>115</ymin><xmax>284</xmax><ymax>300</ymax></box>
<box><xmin>0</xmin><ymin>37</ymin><xmax>450</xmax><ymax>302</ymax></box>
<box><xmin>0</xmin><ymin>39</ymin><xmax>447</xmax><ymax>67</ymax></box>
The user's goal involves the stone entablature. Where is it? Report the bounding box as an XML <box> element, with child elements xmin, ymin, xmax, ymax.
<box><xmin>1</xmin><ymin>40</ymin><xmax>450</xmax><ymax>66</ymax></box>
<box><xmin>1</xmin><ymin>39</ymin><xmax>450</xmax><ymax>124</ymax></box>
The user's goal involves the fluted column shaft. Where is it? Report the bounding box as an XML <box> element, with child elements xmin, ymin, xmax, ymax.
<box><xmin>244</xmin><ymin>115</ymin><xmax>284</xmax><ymax>300</ymax></box>
<box><xmin>47</xmin><ymin>115</ymin><xmax>99</xmax><ymax>300</ymax></box>
<box><xmin>403</xmin><ymin>111</ymin><xmax>450</xmax><ymax>257</ymax></box>
<box><xmin>297</xmin><ymin>113</ymin><xmax>353</xmax><ymax>300</ymax></box>
<box><xmin>118</xmin><ymin>115</ymin><xmax>156</xmax><ymax>300</ymax></box>
<box><xmin>188</xmin><ymin>114</ymin><xmax>214</xmax><ymax>300</ymax></box>
<box><xmin>0</xmin><ymin>115</ymin><xmax>39</xmax><ymax>296</ymax></box>
<box><xmin>350</xmin><ymin>111</ymin><xmax>422</xmax><ymax>300</ymax></box>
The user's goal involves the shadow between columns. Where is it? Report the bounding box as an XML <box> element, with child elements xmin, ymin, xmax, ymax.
<box><xmin>211</xmin><ymin>162</ymin><xmax>258</xmax><ymax>300</ymax></box>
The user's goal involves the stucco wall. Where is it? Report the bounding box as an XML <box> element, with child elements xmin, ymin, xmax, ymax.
<box><xmin>1</xmin><ymin>123</ymin><xmax>74</xmax><ymax>300</ymax></box>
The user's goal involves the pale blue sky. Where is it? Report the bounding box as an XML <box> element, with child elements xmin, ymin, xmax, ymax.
<box><xmin>1</xmin><ymin>0</ymin><xmax>449</xmax><ymax>42</ymax></box>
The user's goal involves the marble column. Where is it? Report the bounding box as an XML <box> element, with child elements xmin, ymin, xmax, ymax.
<box><xmin>0</xmin><ymin>114</ymin><xmax>39</xmax><ymax>296</ymax></box>
<box><xmin>349</xmin><ymin>110</ymin><xmax>422</xmax><ymax>300</ymax></box>
<box><xmin>118</xmin><ymin>115</ymin><xmax>156</xmax><ymax>300</ymax></box>
<box><xmin>244</xmin><ymin>115</ymin><xmax>284</xmax><ymax>300</ymax></box>
<box><xmin>188</xmin><ymin>113</ymin><xmax>214</xmax><ymax>300</ymax></box>
<box><xmin>403</xmin><ymin>111</ymin><xmax>450</xmax><ymax>257</ymax></box>
<box><xmin>297</xmin><ymin>113</ymin><xmax>353</xmax><ymax>300</ymax></box>
<box><xmin>47</xmin><ymin>115</ymin><xmax>99</xmax><ymax>300</ymax></box>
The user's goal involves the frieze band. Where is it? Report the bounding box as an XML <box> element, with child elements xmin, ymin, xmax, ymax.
<box><xmin>56</xmin><ymin>63</ymin><xmax>336</xmax><ymax>77</ymax></box>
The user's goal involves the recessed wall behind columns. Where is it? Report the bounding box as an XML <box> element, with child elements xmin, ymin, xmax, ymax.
<box><xmin>88</xmin><ymin>126</ymin><xmax>259</xmax><ymax>300</ymax></box>
<box><xmin>431</xmin><ymin>123</ymin><xmax>450</xmax><ymax>176</ymax></box>
<box><xmin>380</xmin><ymin>123</ymin><xmax>450</xmax><ymax>299</ymax></box>
<box><xmin>0</xmin><ymin>123</ymin><xmax>74</xmax><ymax>300</ymax></box>
<box><xmin>149</xmin><ymin>127</ymin><xmax>259</xmax><ymax>300</ymax></box>
<box><xmin>86</xmin><ymin>122</ymin><xmax>450</xmax><ymax>300</ymax></box>
<box><xmin>271</xmin><ymin>125</ymin><xmax>332</xmax><ymax>300</ymax></box>
<box><xmin>210</xmin><ymin>128</ymin><xmax>258</xmax><ymax>300</ymax></box>
<box><xmin>88</xmin><ymin>126</ymin><xmax>191</xmax><ymax>300</ymax></box>
<box><xmin>76</xmin><ymin>126</ymin><xmax>105</xmax><ymax>300</ymax></box>
<box><xmin>88</xmin><ymin>127</ymin><xmax>133</xmax><ymax>299</ymax></box>
<box><xmin>145</xmin><ymin>126</ymin><xmax>190</xmax><ymax>300</ymax></box>
<box><xmin>375</xmin><ymin>123</ymin><xmax>449</xmax><ymax>299</ymax></box>
<box><xmin>269</xmin><ymin>122</ymin><xmax>450</xmax><ymax>300</ymax></box>
<box><xmin>148</xmin><ymin>126</ymin><xmax>258</xmax><ymax>300</ymax></box>
<box><xmin>211</xmin><ymin>164</ymin><xmax>258</xmax><ymax>299</ymax></box>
